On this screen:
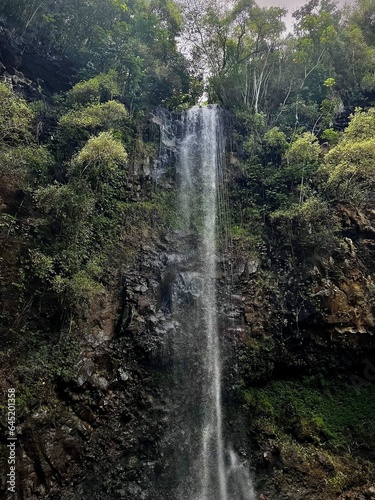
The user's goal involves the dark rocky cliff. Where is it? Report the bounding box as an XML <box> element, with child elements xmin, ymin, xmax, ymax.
<box><xmin>0</xmin><ymin>27</ymin><xmax>375</xmax><ymax>499</ymax></box>
<box><xmin>1</xmin><ymin>149</ymin><xmax>375</xmax><ymax>499</ymax></box>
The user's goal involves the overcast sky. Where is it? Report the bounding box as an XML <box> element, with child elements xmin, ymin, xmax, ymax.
<box><xmin>258</xmin><ymin>0</ymin><xmax>356</xmax><ymax>31</ymax></box>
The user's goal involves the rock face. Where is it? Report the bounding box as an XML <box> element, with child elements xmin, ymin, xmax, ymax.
<box><xmin>2</xmin><ymin>199</ymin><xmax>374</xmax><ymax>500</ymax></box>
<box><xmin>0</xmin><ymin>26</ymin><xmax>74</xmax><ymax>95</ymax></box>
<box><xmin>230</xmin><ymin>204</ymin><xmax>375</xmax><ymax>362</ymax></box>
<box><xmin>0</xmin><ymin>110</ymin><xmax>375</xmax><ymax>498</ymax></box>
<box><xmin>0</xmin><ymin>174</ymin><xmax>374</xmax><ymax>500</ymax></box>
<box><xmin>0</xmin><ymin>242</ymin><xmax>170</xmax><ymax>499</ymax></box>
<box><xmin>217</xmin><ymin>202</ymin><xmax>375</xmax><ymax>500</ymax></box>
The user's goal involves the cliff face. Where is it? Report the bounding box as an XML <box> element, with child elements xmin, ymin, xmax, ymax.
<box><xmin>1</xmin><ymin>162</ymin><xmax>375</xmax><ymax>500</ymax></box>
<box><xmin>0</xmin><ymin>26</ymin><xmax>74</xmax><ymax>95</ymax></box>
<box><xmin>0</xmin><ymin>37</ymin><xmax>374</xmax><ymax>497</ymax></box>
<box><xmin>219</xmin><ymin>202</ymin><xmax>375</xmax><ymax>500</ymax></box>
<box><xmin>0</xmin><ymin>197</ymin><xmax>171</xmax><ymax>499</ymax></box>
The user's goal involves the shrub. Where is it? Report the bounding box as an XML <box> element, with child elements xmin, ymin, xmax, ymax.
<box><xmin>69</xmin><ymin>131</ymin><xmax>127</xmax><ymax>190</ymax></box>
<box><xmin>67</xmin><ymin>71</ymin><xmax>120</xmax><ymax>106</ymax></box>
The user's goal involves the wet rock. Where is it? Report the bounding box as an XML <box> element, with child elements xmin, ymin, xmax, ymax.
<box><xmin>135</xmin><ymin>283</ymin><xmax>149</xmax><ymax>293</ymax></box>
<box><xmin>234</xmin><ymin>257</ymin><xmax>246</xmax><ymax>276</ymax></box>
<box><xmin>91</xmin><ymin>374</ymin><xmax>109</xmax><ymax>391</ymax></box>
<box><xmin>245</xmin><ymin>312</ymin><xmax>255</xmax><ymax>324</ymax></box>
<box><xmin>86</xmin><ymin>329</ymin><xmax>112</xmax><ymax>348</ymax></box>
<box><xmin>252</xmin><ymin>324</ymin><xmax>265</xmax><ymax>337</ymax></box>
<box><xmin>246</xmin><ymin>259</ymin><xmax>259</xmax><ymax>275</ymax></box>
<box><xmin>138</xmin><ymin>295</ymin><xmax>154</xmax><ymax>314</ymax></box>
<box><xmin>118</xmin><ymin>368</ymin><xmax>130</xmax><ymax>382</ymax></box>
<box><xmin>315</xmin><ymin>452</ymin><xmax>334</xmax><ymax>472</ymax></box>
<box><xmin>65</xmin><ymin>414</ymin><xmax>92</xmax><ymax>437</ymax></box>
<box><xmin>148</xmin><ymin>315</ymin><xmax>159</xmax><ymax>325</ymax></box>
<box><xmin>231</xmin><ymin>294</ymin><xmax>245</xmax><ymax>304</ymax></box>
<box><xmin>77</xmin><ymin>359</ymin><xmax>95</xmax><ymax>387</ymax></box>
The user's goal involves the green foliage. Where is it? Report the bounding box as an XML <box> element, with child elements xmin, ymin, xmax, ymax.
<box><xmin>240</xmin><ymin>129</ymin><xmax>322</xmax><ymax>220</ymax></box>
<box><xmin>342</xmin><ymin>107</ymin><xmax>375</xmax><ymax>141</ymax></box>
<box><xmin>321</xmin><ymin>128</ymin><xmax>339</xmax><ymax>145</ymax></box>
<box><xmin>264</xmin><ymin>127</ymin><xmax>288</xmax><ymax>151</ymax></box>
<box><xmin>59</xmin><ymin>101</ymin><xmax>128</xmax><ymax>144</ymax></box>
<box><xmin>0</xmin><ymin>84</ymin><xmax>34</xmax><ymax>145</ymax></box>
<box><xmin>286</xmin><ymin>132</ymin><xmax>321</xmax><ymax>169</ymax></box>
<box><xmin>245</xmin><ymin>378</ymin><xmax>375</xmax><ymax>453</ymax></box>
<box><xmin>67</xmin><ymin>71</ymin><xmax>120</xmax><ymax>106</ymax></box>
<box><xmin>0</xmin><ymin>85</ymin><xmax>53</xmax><ymax>188</ymax></box>
<box><xmin>70</xmin><ymin>131</ymin><xmax>127</xmax><ymax>186</ymax></box>
<box><xmin>35</xmin><ymin>182</ymin><xmax>95</xmax><ymax>226</ymax></box>
<box><xmin>0</xmin><ymin>145</ymin><xmax>52</xmax><ymax>183</ymax></box>
<box><xmin>263</xmin><ymin>127</ymin><xmax>289</xmax><ymax>165</ymax></box>
<box><xmin>321</xmin><ymin>108</ymin><xmax>375</xmax><ymax>202</ymax></box>
<box><xmin>29</xmin><ymin>250</ymin><xmax>54</xmax><ymax>281</ymax></box>
<box><xmin>28</xmin><ymin>107</ymin><xmax>132</xmax><ymax>311</ymax></box>
<box><xmin>31</xmin><ymin>198</ymin><xmax>105</xmax><ymax>307</ymax></box>
<box><xmin>271</xmin><ymin>197</ymin><xmax>340</xmax><ymax>252</ymax></box>
<box><xmin>0</xmin><ymin>0</ymin><xmax>194</xmax><ymax>110</ymax></box>
<box><xmin>69</xmin><ymin>270</ymin><xmax>105</xmax><ymax>305</ymax></box>
<box><xmin>74</xmin><ymin>99</ymin><xmax>128</xmax><ymax>130</ymax></box>
<box><xmin>9</xmin><ymin>330</ymin><xmax>81</xmax><ymax>416</ymax></box>
<box><xmin>362</xmin><ymin>72</ymin><xmax>375</xmax><ymax>92</ymax></box>
<box><xmin>323</xmin><ymin>77</ymin><xmax>336</xmax><ymax>87</ymax></box>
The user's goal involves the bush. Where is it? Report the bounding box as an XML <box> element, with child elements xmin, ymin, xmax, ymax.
<box><xmin>69</xmin><ymin>131</ymin><xmax>127</xmax><ymax>191</ymax></box>
<box><xmin>321</xmin><ymin>128</ymin><xmax>339</xmax><ymax>145</ymax></box>
<box><xmin>67</xmin><ymin>71</ymin><xmax>120</xmax><ymax>106</ymax></box>
<box><xmin>0</xmin><ymin>84</ymin><xmax>34</xmax><ymax>145</ymax></box>
<box><xmin>321</xmin><ymin>109</ymin><xmax>375</xmax><ymax>203</ymax></box>
<box><xmin>270</xmin><ymin>197</ymin><xmax>340</xmax><ymax>253</ymax></box>
<box><xmin>59</xmin><ymin>100</ymin><xmax>128</xmax><ymax>144</ymax></box>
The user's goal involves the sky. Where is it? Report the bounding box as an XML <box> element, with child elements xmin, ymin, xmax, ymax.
<box><xmin>260</xmin><ymin>0</ymin><xmax>299</xmax><ymax>32</ymax></box>
<box><xmin>258</xmin><ymin>0</ymin><xmax>355</xmax><ymax>31</ymax></box>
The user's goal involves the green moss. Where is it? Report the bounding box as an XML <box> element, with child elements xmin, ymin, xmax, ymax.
<box><xmin>243</xmin><ymin>389</ymin><xmax>254</xmax><ymax>405</ymax></box>
<box><xmin>245</xmin><ymin>379</ymin><xmax>375</xmax><ymax>455</ymax></box>
<box><xmin>0</xmin><ymin>329</ymin><xmax>81</xmax><ymax>420</ymax></box>
<box><xmin>155</xmin><ymin>190</ymin><xmax>183</xmax><ymax>229</ymax></box>
<box><xmin>231</xmin><ymin>225</ymin><xmax>250</xmax><ymax>238</ymax></box>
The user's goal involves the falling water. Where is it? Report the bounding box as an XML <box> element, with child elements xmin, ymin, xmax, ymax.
<box><xmin>159</xmin><ymin>105</ymin><xmax>256</xmax><ymax>500</ymax></box>
<box><xmin>191</xmin><ymin>106</ymin><xmax>226</xmax><ymax>500</ymax></box>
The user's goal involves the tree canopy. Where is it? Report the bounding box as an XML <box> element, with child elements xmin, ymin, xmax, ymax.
<box><xmin>1</xmin><ymin>0</ymin><xmax>375</xmax><ymax>318</ymax></box>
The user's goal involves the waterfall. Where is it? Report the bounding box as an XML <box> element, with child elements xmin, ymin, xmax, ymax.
<box><xmin>187</xmin><ymin>106</ymin><xmax>226</xmax><ymax>500</ymax></box>
<box><xmin>159</xmin><ymin>105</ymin><xmax>256</xmax><ymax>500</ymax></box>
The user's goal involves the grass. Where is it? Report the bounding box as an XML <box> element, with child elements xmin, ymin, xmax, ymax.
<box><xmin>245</xmin><ymin>377</ymin><xmax>375</xmax><ymax>454</ymax></box>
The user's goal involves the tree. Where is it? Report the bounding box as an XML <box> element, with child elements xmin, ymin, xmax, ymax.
<box><xmin>178</xmin><ymin>0</ymin><xmax>287</xmax><ymax>110</ymax></box>
<box><xmin>349</xmin><ymin>0</ymin><xmax>375</xmax><ymax>47</ymax></box>
<box><xmin>67</xmin><ymin>71</ymin><xmax>121</xmax><ymax>106</ymax></box>
<box><xmin>321</xmin><ymin>108</ymin><xmax>375</xmax><ymax>203</ymax></box>
<box><xmin>0</xmin><ymin>84</ymin><xmax>52</xmax><ymax>185</ymax></box>
<box><xmin>57</xmin><ymin>100</ymin><xmax>129</xmax><ymax>160</ymax></box>
<box><xmin>0</xmin><ymin>0</ymin><xmax>194</xmax><ymax>109</ymax></box>
<box><xmin>287</xmin><ymin>132</ymin><xmax>321</xmax><ymax>203</ymax></box>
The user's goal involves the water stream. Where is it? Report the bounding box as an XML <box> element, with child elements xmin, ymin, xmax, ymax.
<box><xmin>181</xmin><ymin>106</ymin><xmax>226</xmax><ymax>500</ymax></box>
<box><xmin>159</xmin><ymin>105</ymin><xmax>256</xmax><ymax>500</ymax></box>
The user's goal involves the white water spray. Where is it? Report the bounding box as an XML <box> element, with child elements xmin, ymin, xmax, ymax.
<box><xmin>174</xmin><ymin>106</ymin><xmax>256</xmax><ymax>500</ymax></box>
<box><xmin>157</xmin><ymin>105</ymin><xmax>256</xmax><ymax>500</ymax></box>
